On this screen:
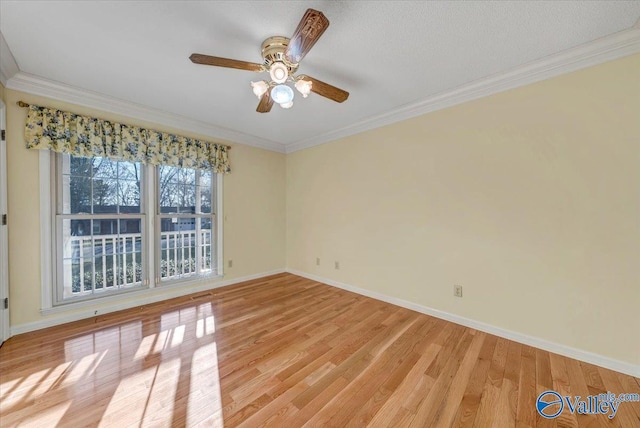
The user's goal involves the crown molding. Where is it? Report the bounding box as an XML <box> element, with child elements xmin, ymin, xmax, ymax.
<box><xmin>0</xmin><ymin>32</ymin><xmax>20</xmax><ymax>87</ymax></box>
<box><xmin>286</xmin><ymin>25</ymin><xmax>640</xmax><ymax>154</ymax></box>
<box><xmin>5</xmin><ymin>72</ymin><xmax>286</xmax><ymax>153</ymax></box>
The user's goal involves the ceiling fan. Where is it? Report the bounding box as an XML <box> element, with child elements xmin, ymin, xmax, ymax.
<box><xmin>189</xmin><ymin>8</ymin><xmax>349</xmax><ymax>113</ymax></box>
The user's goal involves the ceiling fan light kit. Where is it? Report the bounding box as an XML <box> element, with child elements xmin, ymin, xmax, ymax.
<box><xmin>189</xmin><ymin>8</ymin><xmax>349</xmax><ymax>113</ymax></box>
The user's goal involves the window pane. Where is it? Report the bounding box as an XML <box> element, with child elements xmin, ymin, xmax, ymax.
<box><xmin>159</xmin><ymin>166</ymin><xmax>179</xmax><ymax>213</ymax></box>
<box><xmin>160</xmin><ymin>217</ymin><xmax>195</xmax><ymax>281</ymax></box>
<box><xmin>119</xmin><ymin>219</ymin><xmax>143</xmax><ymax>286</ymax></box>
<box><xmin>159</xmin><ymin>165</ymin><xmax>180</xmax><ymax>184</ymax></box>
<box><xmin>118</xmin><ymin>161</ymin><xmax>141</xmax><ymax>181</ymax></box>
<box><xmin>69</xmin><ymin>156</ymin><xmax>94</xmax><ymax>177</ymax></box>
<box><xmin>62</xmin><ymin>156</ymin><xmax>142</xmax><ymax>215</ymax></box>
<box><xmin>93</xmin><ymin>157</ymin><xmax>117</xmax><ymax>179</ymax></box>
<box><xmin>159</xmin><ymin>166</ymin><xmax>199</xmax><ymax>214</ymax></box>
<box><xmin>179</xmin><ymin>184</ymin><xmax>196</xmax><ymax>213</ymax></box>
<box><xmin>61</xmin><ymin>219</ymin><xmax>92</xmax><ymax>296</ymax></box>
<box><xmin>177</xmin><ymin>168</ymin><xmax>196</xmax><ymax>185</ymax></box>
<box><xmin>92</xmin><ymin>177</ymin><xmax>117</xmax><ymax>213</ymax></box>
<box><xmin>63</xmin><ymin>176</ymin><xmax>92</xmax><ymax>214</ymax></box>
<box><xmin>158</xmin><ymin>216</ymin><xmax>213</xmax><ymax>282</ymax></box>
<box><xmin>198</xmin><ymin>187</ymin><xmax>211</xmax><ymax>214</ymax></box>
<box><xmin>198</xmin><ymin>170</ymin><xmax>212</xmax><ymax>187</ymax></box>
<box><xmin>200</xmin><ymin>218</ymin><xmax>213</xmax><ymax>272</ymax></box>
<box><xmin>198</xmin><ymin>171</ymin><xmax>212</xmax><ymax>214</ymax></box>
<box><xmin>159</xmin><ymin>167</ymin><xmax>212</xmax><ymax>215</ymax></box>
<box><xmin>61</xmin><ymin>217</ymin><xmax>143</xmax><ymax>300</ymax></box>
<box><xmin>118</xmin><ymin>180</ymin><xmax>141</xmax><ymax>213</ymax></box>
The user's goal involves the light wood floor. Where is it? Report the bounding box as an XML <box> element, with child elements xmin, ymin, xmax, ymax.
<box><xmin>0</xmin><ymin>273</ymin><xmax>638</xmax><ymax>427</ymax></box>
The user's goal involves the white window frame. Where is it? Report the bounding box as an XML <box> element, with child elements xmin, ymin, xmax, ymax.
<box><xmin>39</xmin><ymin>151</ymin><xmax>224</xmax><ymax>313</ymax></box>
<box><xmin>53</xmin><ymin>154</ymin><xmax>149</xmax><ymax>304</ymax></box>
<box><xmin>155</xmin><ymin>167</ymin><xmax>218</xmax><ymax>285</ymax></box>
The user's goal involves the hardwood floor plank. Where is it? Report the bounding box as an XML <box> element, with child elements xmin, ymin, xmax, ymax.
<box><xmin>1</xmin><ymin>273</ymin><xmax>637</xmax><ymax>427</ymax></box>
<box><xmin>472</xmin><ymin>337</ymin><xmax>510</xmax><ymax>427</ymax></box>
<box><xmin>549</xmin><ymin>353</ymin><xmax>579</xmax><ymax>428</ymax></box>
<box><xmin>428</xmin><ymin>331</ymin><xmax>487</xmax><ymax>427</ymax></box>
<box><xmin>450</xmin><ymin>333</ymin><xmax>498</xmax><ymax>428</ymax></box>
<box><xmin>366</xmin><ymin>343</ymin><xmax>442</xmax><ymax>426</ymax></box>
<box><xmin>564</xmin><ymin>357</ymin><xmax>604</xmax><ymax>428</ymax></box>
<box><xmin>598</xmin><ymin>366</ymin><xmax>640</xmax><ymax>427</ymax></box>
<box><xmin>318</xmin><ymin>317</ymin><xmax>431</xmax><ymax>426</ymax></box>
<box><xmin>409</xmin><ymin>329</ymin><xmax>476</xmax><ymax>426</ymax></box>
<box><xmin>515</xmin><ymin>345</ymin><xmax>538</xmax><ymax>428</ymax></box>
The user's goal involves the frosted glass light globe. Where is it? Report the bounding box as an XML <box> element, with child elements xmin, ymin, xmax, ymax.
<box><xmin>269</xmin><ymin>62</ymin><xmax>289</xmax><ymax>84</ymax></box>
<box><xmin>295</xmin><ymin>79</ymin><xmax>312</xmax><ymax>98</ymax></box>
<box><xmin>270</xmin><ymin>84</ymin><xmax>294</xmax><ymax>104</ymax></box>
<box><xmin>251</xmin><ymin>81</ymin><xmax>269</xmax><ymax>98</ymax></box>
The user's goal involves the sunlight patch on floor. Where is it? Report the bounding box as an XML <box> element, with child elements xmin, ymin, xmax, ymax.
<box><xmin>134</xmin><ymin>333</ymin><xmax>157</xmax><ymax>359</ymax></box>
<box><xmin>151</xmin><ymin>328</ymin><xmax>171</xmax><ymax>354</ymax></box>
<box><xmin>170</xmin><ymin>324</ymin><xmax>186</xmax><ymax>347</ymax></box>
<box><xmin>196</xmin><ymin>315</ymin><xmax>216</xmax><ymax>338</ymax></box>
<box><xmin>101</xmin><ymin>358</ymin><xmax>181</xmax><ymax>426</ymax></box>
<box><xmin>57</xmin><ymin>351</ymin><xmax>108</xmax><ymax>390</ymax></box>
<box><xmin>21</xmin><ymin>399</ymin><xmax>73</xmax><ymax>427</ymax></box>
<box><xmin>0</xmin><ymin>367</ymin><xmax>47</xmax><ymax>402</ymax></box>
<box><xmin>1</xmin><ymin>365</ymin><xmax>63</xmax><ymax>407</ymax></box>
<box><xmin>187</xmin><ymin>342</ymin><xmax>223</xmax><ymax>426</ymax></box>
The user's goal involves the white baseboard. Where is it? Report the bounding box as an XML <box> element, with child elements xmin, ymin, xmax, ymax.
<box><xmin>10</xmin><ymin>269</ymin><xmax>285</xmax><ymax>336</ymax></box>
<box><xmin>286</xmin><ymin>269</ymin><xmax>639</xmax><ymax>378</ymax></box>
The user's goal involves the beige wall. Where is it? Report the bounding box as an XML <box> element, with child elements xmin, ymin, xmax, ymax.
<box><xmin>4</xmin><ymin>88</ymin><xmax>286</xmax><ymax>327</ymax></box>
<box><xmin>287</xmin><ymin>54</ymin><xmax>640</xmax><ymax>365</ymax></box>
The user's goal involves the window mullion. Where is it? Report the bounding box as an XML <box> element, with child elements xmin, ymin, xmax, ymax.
<box><xmin>146</xmin><ymin>164</ymin><xmax>156</xmax><ymax>288</ymax></box>
<box><xmin>91</xmin><ymin>230</ymin><xmax>96</xmax><ymax>294</ymax></box>
<box><xmin>215</xmin><ymin>173</ymin><xmax>223</xmax><ymax>276</ymax></box>
<box><xmin>195</xmin><ymin>170</ymin><xmax>202</xmax><ymax>275</ymax></box>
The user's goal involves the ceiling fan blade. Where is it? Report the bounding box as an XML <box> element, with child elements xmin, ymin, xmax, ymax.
<box><xmin>256</xmin><ymin>91</ymin><xmax>274</xmax><ymax>113</ymax></box>
<box><xmin>300</xmin><ymin>75</ymin><xmax>349</xmax><ymax>103</ymax></box>
<box><xmin>284</xmin><ymin>9</ymin><xmax>330</xmax><ymax>64</ymax></box>
<box><xmin>189</xmin><ymin>53</ymin><xmax>264</xmax><ymax>72</ymax></box>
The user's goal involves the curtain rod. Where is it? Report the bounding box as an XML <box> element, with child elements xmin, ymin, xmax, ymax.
<box><xmin>16</xmin><ymin>100</ymin><xmax>231</xmax><ymax>150</ymax></box>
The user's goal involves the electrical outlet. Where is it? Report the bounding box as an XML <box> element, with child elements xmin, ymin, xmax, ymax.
<box><xmin>335</xmin><ymin>261</ymin><xmax>340</xmax><ymax>270</ymax></box>
<box><xmin>316</xmin><ymin>257</ymin><xmax>320</xmax><ymax>266</ymax></box>
<box><xmin>228</xmin><ymin>259</ymin><xmax>233</xmax><ymax>268</ymax></box>
<box><xmin>454</xmin><ymin>285</ymin><xmax>463</xmax><ymax>298</ymax></box>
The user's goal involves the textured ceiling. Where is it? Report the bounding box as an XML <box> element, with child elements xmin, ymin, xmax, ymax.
<box><xmin>1</xmin><ymin>1</ymin><xmax>639</xmax><ymax>149</ymax></box>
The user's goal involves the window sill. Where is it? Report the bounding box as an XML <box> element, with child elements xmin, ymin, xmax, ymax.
<box><xmin>40</xmin><ymin>274</ymin><xmax>223</xmax><ymax>316</ymax></box>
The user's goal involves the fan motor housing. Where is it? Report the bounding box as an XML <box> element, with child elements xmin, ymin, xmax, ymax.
<box><xmin>261</xmin><ymin>36</ymin><xmax>299</xmax><ymax>74</ymax></box>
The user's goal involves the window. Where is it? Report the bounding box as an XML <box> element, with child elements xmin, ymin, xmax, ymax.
<box><xmin>157</xmin><ymin>166</ymin><xmax>215</xmax><ymax>282</ymax></box>
<box><xmin>52</xmin><ymin>153</ymin><xmax>220</xmax><ymax>305</ymax></box>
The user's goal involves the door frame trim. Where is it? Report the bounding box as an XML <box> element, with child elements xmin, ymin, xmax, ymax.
<box><xmin>0</xmin><ymin>98</ymin><xmax>10</xmax><ymax>343</ymax></box>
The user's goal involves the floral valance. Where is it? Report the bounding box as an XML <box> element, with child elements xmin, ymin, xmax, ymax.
<box><xmin>24</xmin><ymin>104</ymin><xmax>231</xmax><ymax>173</ymax></box>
